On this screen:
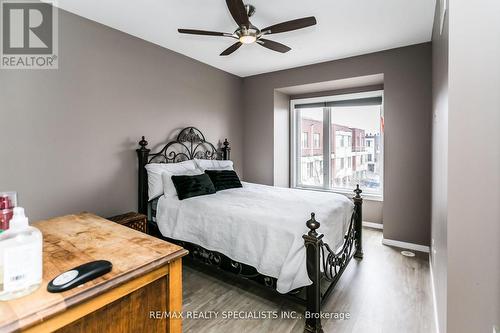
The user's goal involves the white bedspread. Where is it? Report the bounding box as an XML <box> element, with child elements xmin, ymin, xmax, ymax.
<box><xmin>155</xmin><ymin>182</ymin><xmax>354</xmax><ymax>293</ymax></box>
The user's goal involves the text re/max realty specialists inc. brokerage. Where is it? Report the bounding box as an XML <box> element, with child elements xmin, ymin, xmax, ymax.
<box><xmin>149</xmin><ymin>310</ymin><xmax>351</xmax><ymax>320</ymax></box>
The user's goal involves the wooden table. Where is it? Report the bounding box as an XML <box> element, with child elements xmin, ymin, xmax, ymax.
<box><xmin>0</xmin><ymin>213</ymin><xmax>188</xmax><ymax>333</ymax></box>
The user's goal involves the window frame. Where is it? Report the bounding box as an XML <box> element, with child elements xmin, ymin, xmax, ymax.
<box><xmin>290</xmin><ymin>90</ymin><xmax>384</xmax><ymax>201</ymax></box>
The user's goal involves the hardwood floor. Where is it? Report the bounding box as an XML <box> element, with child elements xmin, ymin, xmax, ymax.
<box><xmin>183</xmin><ymin>228</ymin><xmax>435</xmax><ymax>333</ymax></box>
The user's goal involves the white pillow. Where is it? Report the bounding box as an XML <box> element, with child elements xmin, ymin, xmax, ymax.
<box><xmin>161</xmin><ymin>169</ymin><xmax>202</xmax><ymax>197</ymax></box>
<box><xmin>145</xmin><ymin>160</ymin><xmax>198</xmax><ymax>200</ymax></box>
<box><xmin>194</xmin><ymin>159</ymin><xmax>234</xmax><ymax>171</ymax></box>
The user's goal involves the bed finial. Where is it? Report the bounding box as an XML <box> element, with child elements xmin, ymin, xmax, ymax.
<box><xmin>354</xmin><ymin>184</ymin><xmax>362</xmax><ymax>199</ymax></box>
<box><xmin>222</xmin><ymin>138</ymin><xmax>231</xmax><ymax>160</ymax></box>
<box><xmin>306</xmin><ymin>212</ymin><xmax>321</xmax><ymax>237</ymax></box>
<box><xmin>139</xmin><ymin>136</ymin><xmax>148</xmax><ymax>150</ymax></box>
<box><xmin>137</xmin><ymin>137</ymin><xmax>151</xmax><ymax>215</ymax></box>
<box><xmin>353</xmin><ymin>184</ymin><xmax>363</xmax><ymax>259</ymax></box>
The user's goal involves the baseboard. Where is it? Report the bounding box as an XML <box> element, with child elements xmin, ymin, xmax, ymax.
<box><xmin>382</xmin><ymin>238</ymin><xmax>430</xmax><ymax>253</ymax></box>
<box><xmin>429</xmin><ymin>256</ymin><xmax>441</xmax><ymax>333</ymax></box>
<box><xmin>362</xmin><ymin>221</ymin><xmax>383</xmax><ymax>230</ymax></box>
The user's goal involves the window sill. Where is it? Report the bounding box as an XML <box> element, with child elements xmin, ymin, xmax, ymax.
<box><xmin>293</xmin><ymin>186</ymin><xmax>384</xmax><ymax>202</ymax></box>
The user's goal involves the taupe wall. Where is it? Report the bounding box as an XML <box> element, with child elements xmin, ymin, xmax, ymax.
<box><xmin>447</xmin><ymin>1</ymin><xmax>500</xmax><ymax>332</ymax></box>
<box><xmin>242</xmin><ymin>44</ymin><xmax>432</xmax><ymax>246</ymax></box>
<box><xmin>0</xmin><ymin>9</ymin><xmax>243</xmax><ymax>221</ymax></box>
<box><xmin>273</xmin><ymin>91</ymin><xmax>290</xmax><ymax>188</ymax></box>
<box><xmin>363</xmin><ymin>201</ymin><xmax>383</xmax><ymax>225</ymax></box>
<box><xmin>431</xmin><ymin>0</ymin><xmax>448</xmax><ymax>332</ymax></box>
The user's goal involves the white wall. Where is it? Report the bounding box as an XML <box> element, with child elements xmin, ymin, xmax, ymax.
<box><xmin>446</xmin><ymin>1</ymin><xmax>500</xmax><ymax>332</ymax></box>
<box><xmin>431</xmin><ymin>0</ymin><xmax>448</xmax><ymax>331</ymax></box>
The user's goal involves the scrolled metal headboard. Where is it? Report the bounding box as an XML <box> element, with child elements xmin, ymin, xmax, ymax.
<box><xmin>136</xmin><ymin>127</ymin><xmax>231</xmax><ymax>214</ymax></box>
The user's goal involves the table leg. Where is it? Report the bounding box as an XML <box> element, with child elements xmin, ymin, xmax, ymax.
<box><xmin>167</xmin><ymin>258</ymin><xmax>183</xmax><ymax>333</ymax></box>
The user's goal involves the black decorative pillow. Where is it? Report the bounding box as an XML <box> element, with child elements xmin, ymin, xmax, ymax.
<box><xmin>171</xmin><ymin>173</ymin><xmax>216</xmax><ymax>200</ymax></box>
<box><xmin>204</xmin><ymin>170</ymin><xmax>243</xmax><ymax>191</ymax></box>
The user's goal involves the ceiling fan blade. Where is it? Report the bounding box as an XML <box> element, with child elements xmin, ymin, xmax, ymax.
<box><xmin>261</xmin><ymin>16</ymin><xmax>317</xmax><ymax>35</ymax></box>
<box><xmin>178</xmin><ymin>29</ymin><xmax>233</xmax><ymax>37</ymax></box>
<box><xmin>220</xmin><ymin>42</ymin><xmax>243</xmax><ymax>56</ymax></box>
<box><xmin>258</xmin><ymin>39</ymin><xmax>291</xmax><ymax>53</ymax></box>
<box><xmin>225</xmin><ymin>0</ymin><xmax>249</xmax><ymax>28</ymax></box>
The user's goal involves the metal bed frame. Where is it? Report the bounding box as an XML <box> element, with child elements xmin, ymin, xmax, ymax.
<box><xmin>136</xmin><ymin>127</ymin><xmax>363</xmax><ymax>333</ymax></box>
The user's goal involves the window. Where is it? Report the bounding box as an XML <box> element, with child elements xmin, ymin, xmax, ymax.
<box><xmin>302</xmin><ymin>132</ymin><xmax>309</xmax><ymax>148</ymax></box>
<box><xmin>313</xmin><ymin>133</ymin><xmax>320</xmax><ymax>148</ymax></box>
<box><xmin>297</xmin><ymin>107</ymin><xmax>324</xmax><ymax>186</ymax></box>
<box><xmin>315</xmin><ymin>160</ymin><xmax>323</xmax><ymax>174</ymax></box>
<box><xmin>336</xmin><ymin>135</ymin><xmax>342</xmax><ymax>147</ymax></box>
<box><xmin>291</xmin><ymin>91</ymin><xmax>384</xmax><ymax>197</ymax></box>
<box><xmin>307</xmin><ymin>162</ymin><xmax>314</xmax><ymax>178</ymax></box>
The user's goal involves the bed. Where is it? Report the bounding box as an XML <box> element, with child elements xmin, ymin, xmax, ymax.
<box><xmin>136</xmin><ymin>127</ymin><xmax>364</xmax><ymax>333</ymax></box>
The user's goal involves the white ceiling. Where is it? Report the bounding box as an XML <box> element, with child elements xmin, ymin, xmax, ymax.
<box><xmin>55</xmin><ymin>0</ymin><xmax>436</xmax><ymax>77</ymax></box>
<box><xmin>277</xmin><ymin>74</ymin><xmax>384</xmax><ymax>95</ymax></box>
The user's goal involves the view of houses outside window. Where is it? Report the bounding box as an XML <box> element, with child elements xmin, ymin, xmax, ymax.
<box><xmin>299</xmin><ymin>107</ymin><xmax>324</xmax><ymax>187</ymax></box>
<box><xmin>294</xmin><ymin>93</ymin><xmax>383</xmax><ymax>196</ymax></box>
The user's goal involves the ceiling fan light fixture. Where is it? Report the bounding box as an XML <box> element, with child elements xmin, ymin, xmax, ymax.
<box><xmin>177</xmin><ymin>1</ymin><xmax>317</xmax><ymax>56</ymax></box>
<box><xmin>239</xmin><ymin>35</ymin><xmax>257</xmax><ymax>44</ymax></box>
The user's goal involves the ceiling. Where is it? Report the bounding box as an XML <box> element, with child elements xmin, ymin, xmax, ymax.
<box><xmin>277</xmin><ymin>74</ymin><xmax>384</xmax><ymax>95</ymax></box>
<box><xmin>55</xmin><ymin>0</ymin><xmax>436</xmax><ymax>77</ymax></box>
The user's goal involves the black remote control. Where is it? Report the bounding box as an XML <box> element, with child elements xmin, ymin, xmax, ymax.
<box><xmin>47</xmin><ymin>260</ymin><xmax>112</xmax><ymax>293</ymax></box>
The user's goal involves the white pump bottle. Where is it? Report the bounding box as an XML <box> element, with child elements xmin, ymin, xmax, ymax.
<box><xmin>0</xmin><ymin>207</ymin><xmax>43</xmax><ymax>300</ymax></box>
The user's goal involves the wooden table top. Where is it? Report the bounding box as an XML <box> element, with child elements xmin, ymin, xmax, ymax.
<box><xmin>0</xmin><ymin>212</ymin><xmax>187</xmax><ymax>332</ymax></box>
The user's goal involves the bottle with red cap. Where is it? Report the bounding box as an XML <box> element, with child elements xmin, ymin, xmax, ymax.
<box><xmin>0</xmin><ymin>192</ymin><xmax>17</xmax><ymax>233</ymax></box>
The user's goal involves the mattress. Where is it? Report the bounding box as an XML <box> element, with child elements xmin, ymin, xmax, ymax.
<box><xmin>155</xmin><ymin>182</ymin><xmax>354</xmax><ymax>293</ymax></box>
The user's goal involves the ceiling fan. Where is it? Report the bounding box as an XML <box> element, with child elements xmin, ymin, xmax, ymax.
<box><xmin>178</xmin><ymin>0</ymin><xmax>317</xmax><ymax>56</ymax></box>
